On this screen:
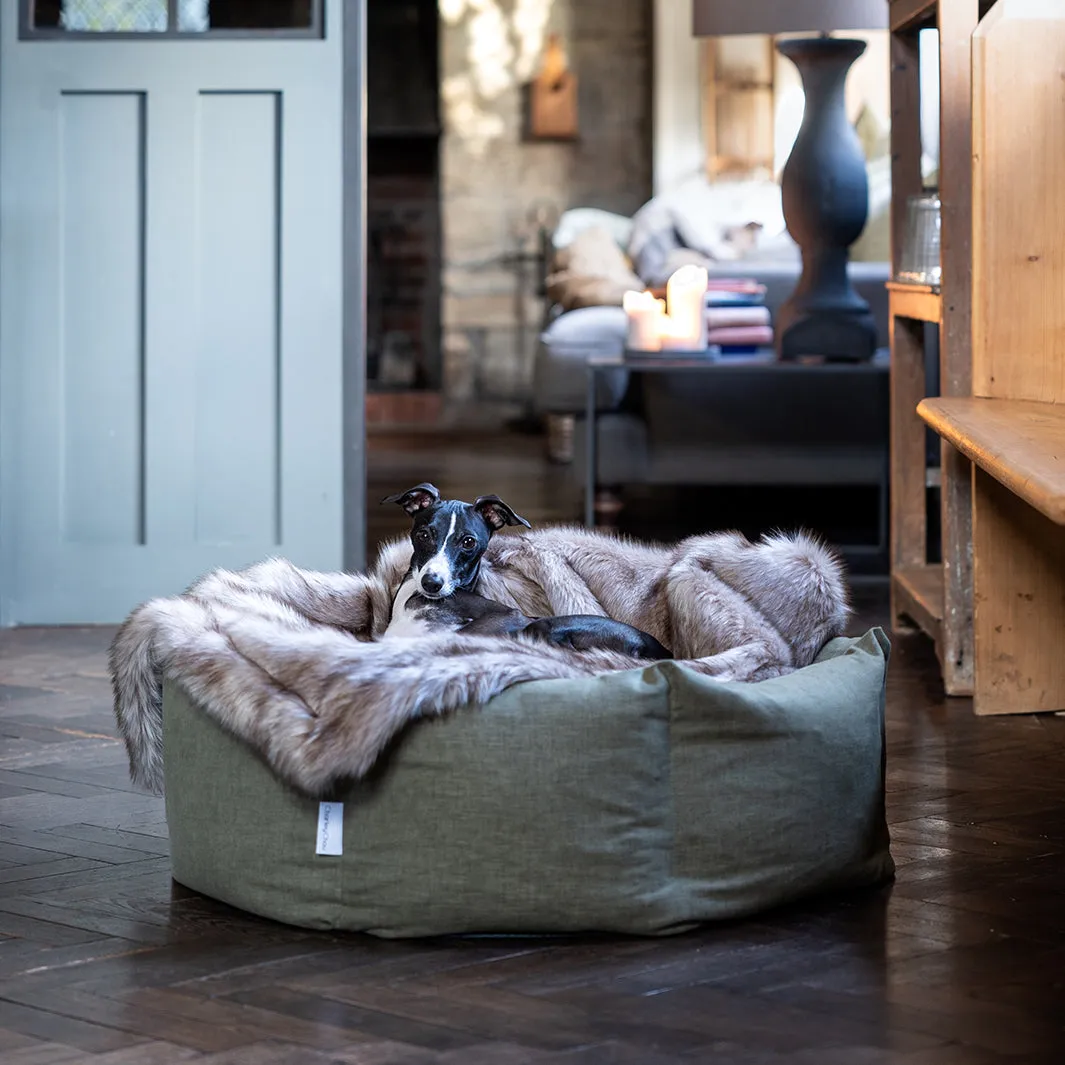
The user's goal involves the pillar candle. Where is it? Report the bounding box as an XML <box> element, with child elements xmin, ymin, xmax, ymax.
<box><xmin>659</xmin><ymin>314</ymin><xmax>694</xmax><ymax>351</ymax></box>
<box><xmin>623</xmin><ymin>290</ymin><xmax>664</xmax><ymax>352</ymax></box>
<box><xmin>662</xmin><ymin>265</ymin><xmax>709</xmax><ymax>351</ymax></box>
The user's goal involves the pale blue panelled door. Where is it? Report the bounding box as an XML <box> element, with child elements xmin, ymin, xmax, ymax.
<box><xmin>0</xmin><ymin>0</ymin><xmax>344</xmax><ymax>624</ymax></box>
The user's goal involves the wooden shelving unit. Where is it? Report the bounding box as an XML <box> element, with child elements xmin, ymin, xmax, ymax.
<box><xmin>888</xmin><ymin>0</ymin><xmax>984</xmax><ymax>696</ymax></box>
<box><xmin>918</xmin><ymin>3</ymin><xmax>1065</xmax><ymax>716</ymax></box>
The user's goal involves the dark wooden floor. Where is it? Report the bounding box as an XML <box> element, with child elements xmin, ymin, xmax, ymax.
<box><xmin>366</xmin><ymin>428</ymin><xmax>886</xmax><ymax>572</ymax></box>
<box><xmin>1</xmin><ymin>430</ymin><xmax>1063</xmax><ymax>1064</ymax></box>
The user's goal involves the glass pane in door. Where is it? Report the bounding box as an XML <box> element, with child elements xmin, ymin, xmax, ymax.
<box><xmin>33</xmin><ymin>0</ymin><xmax>168</xmax><ymax>30</ymax></box>
<box><xmin>30</xmin><ymin>0</ymin><xmax>317</xmax><ymax>32</ymax></box>
<box><xmin>178</xmin><ymin>0</ymin><xmax>313</xmax><ymax>30</ymax></box>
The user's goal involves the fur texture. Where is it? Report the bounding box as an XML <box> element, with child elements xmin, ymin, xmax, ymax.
<box><xmin>110</xmin><ymin>526</ymin><xmax>850</xmax><ymax>798</ymax></box>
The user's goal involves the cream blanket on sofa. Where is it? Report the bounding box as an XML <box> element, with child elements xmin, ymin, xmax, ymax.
<box><xmin>110</xmin><ymin>526</ymin><xmax>850</xmax><ymax>798</ymax></box>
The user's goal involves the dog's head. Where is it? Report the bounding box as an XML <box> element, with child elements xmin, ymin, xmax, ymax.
<box><xmin>380</xmin><ymin>482</ymin><xmax>531</xmax><ymax>598</ymax></box>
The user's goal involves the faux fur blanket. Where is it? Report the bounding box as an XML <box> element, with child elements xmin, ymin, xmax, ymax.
<box><xmin>111</xmin><ymin>526</ymin><xmax>850</xmax><ymax>798</ymax></box>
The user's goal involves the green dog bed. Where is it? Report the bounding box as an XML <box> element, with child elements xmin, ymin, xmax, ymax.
<box><xmin>162</xmin><ymin>628</ymin><xmax>893</xmax><ymax>938</ymax></box>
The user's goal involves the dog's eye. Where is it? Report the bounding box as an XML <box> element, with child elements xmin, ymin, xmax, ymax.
<box><xmin>461</xmin><ymin>536</ymin><xmax>478</xmax><ymax>550</ymax></box>
<box><xmin>415</xmin><ymin>528</ymin><xmax>432</xmax><ymax>543</ymax></box>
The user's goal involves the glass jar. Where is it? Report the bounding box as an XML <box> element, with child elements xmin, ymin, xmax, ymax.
<box><xmin>896</xmin><ymin>192</ymin><xmax>942</xmax><ymax>287</ymax></box>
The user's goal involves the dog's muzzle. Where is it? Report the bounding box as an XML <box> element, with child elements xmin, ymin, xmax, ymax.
<box><xmin>420</xmin><ymin>574</ymin><xmax>445</xmax><ymax>597</ymax></box>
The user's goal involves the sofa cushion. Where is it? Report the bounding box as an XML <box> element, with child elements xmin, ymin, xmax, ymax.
<box><xmin>553</xmin><ymin>207</ymin><xmax>634</xmax><ymax>251</ymax></box>
<box><xmin>163</xmin><ymin>629</ymin><xmax>894</xmax><ymax>938</ymax></box>
<box><xmin>545</xmin><ymin>225</ymin><xmax>644</xmax><ymax>312</ymax></box>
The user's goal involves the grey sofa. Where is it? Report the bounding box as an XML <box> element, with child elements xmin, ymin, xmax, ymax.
<box><xmin>533</xmin><ymin>259</ymin><xmax>889</xmax><ymax>482</ymax></box>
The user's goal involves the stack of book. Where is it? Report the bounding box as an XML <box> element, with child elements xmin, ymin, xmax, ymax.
<box><xmin>705</xmin><ymin>279</ymin><xmax>773</xmax><ymax>354</ymax></box>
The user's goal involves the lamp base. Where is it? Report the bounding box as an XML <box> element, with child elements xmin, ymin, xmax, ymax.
<box><xmin>776</xmin><ymin>247</ymin><xmax>878</xmax><ymax>363</ymax></box>
<box><xmin>775</xmin><ymin>36</ymin><xmax>877</xmax><ymax>363</ymax></box>
<box><xmin>777</xmin><ymin>310</ymin><xmax>878</xmax><ymax>363</ymax></box>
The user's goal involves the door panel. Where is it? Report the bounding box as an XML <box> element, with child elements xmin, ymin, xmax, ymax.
<box><xmin>60</xmin><ymin>91</ymin><xmax>147</xmax><ymax>547</ymax></box>
<box><xmin>0</xmin><ymin>2</ymin><xmax>343</xmax><ymax>624</ymax></box>
<box><xmin>194</xmin><ymin>91</ymin><xmax>281</xmax><ymax>546</ymax></box>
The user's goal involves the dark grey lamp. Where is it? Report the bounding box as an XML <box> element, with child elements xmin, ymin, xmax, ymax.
<box><xmin>693</xmin><ymin>0</ymin><xmax>889</xmax><ymax>361</ymax></box>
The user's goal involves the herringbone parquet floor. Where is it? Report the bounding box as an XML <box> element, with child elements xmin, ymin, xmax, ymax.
<box><xmin>1</xmin><ymin>430</ymin><xmax>1063</xmax><ymax>1064</ymax></box>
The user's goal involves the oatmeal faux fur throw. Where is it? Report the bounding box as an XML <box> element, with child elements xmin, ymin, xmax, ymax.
<box><xmin>110</xmin><ymin>526</ymin><xmax>850</xmax><ymax>798</ymax></box>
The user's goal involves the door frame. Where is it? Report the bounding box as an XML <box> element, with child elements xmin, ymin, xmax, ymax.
<box><xmin>343</xmin><ymin>0</ymin><xmax>368</xmax><ymax>574</ymax></box>
<box><xmin>0</xmin><ymin>1</ymin><xmax>367</xmax><ymax>622</ymax></box>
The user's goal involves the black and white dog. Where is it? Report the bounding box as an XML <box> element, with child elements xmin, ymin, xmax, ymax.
<box><xmin>380</xmin><ymin>483</ymin><xmax>672</xmax><ymax>660</ymax></box>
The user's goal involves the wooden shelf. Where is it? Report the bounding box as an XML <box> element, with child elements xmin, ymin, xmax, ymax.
<box><xmin>892</xmin><ymin>564</ymin><xmax>944</xmax><ymax>646</ymax></box>
<box><xmin>887</xmin><ymin>282</ymin><xmax>942</xmax><ymax>324</ymax></box>
<box><xmin>918</xmin><ymin>397</ymin><xmax>1065</xmax><ymax>525</ymax></box>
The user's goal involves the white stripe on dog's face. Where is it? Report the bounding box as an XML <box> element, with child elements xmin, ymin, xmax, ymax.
<box><xmin>418</xmin><ymin>511</ymin><xmax>456</xmax><ymax>597</ymax></box>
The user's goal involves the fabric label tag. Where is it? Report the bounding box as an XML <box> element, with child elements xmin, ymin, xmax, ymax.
<box><xmin>316</xmin><ymin>801</ymin><xmax>343</xmax><ymax>856</ymax></box>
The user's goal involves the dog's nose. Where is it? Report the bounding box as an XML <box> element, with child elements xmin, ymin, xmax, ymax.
<box><xmin>421</xmin><ymin>574</ymin><xmax>444</xmax><ymax>595</ymax></box>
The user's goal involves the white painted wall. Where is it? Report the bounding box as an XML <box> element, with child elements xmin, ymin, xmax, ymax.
<box><xmin>652</xmin><ymin>0</ymin><xmax>704</xmax><ymax>196</ymax></box>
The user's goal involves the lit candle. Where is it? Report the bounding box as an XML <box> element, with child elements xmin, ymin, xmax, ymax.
<box><xmin>623</xmin><ymin>289</ymin><xmax>664</xmax><ymax>352</ymax></box>
<box><xmin>658</xmin><ymin>314</ymin><xmax>692</xmax><ymax>351</ymax></box>
<box><xmin>660</xmin><ymin>265</ymin><xmax>709</xmax><ymax>351</ymax></box>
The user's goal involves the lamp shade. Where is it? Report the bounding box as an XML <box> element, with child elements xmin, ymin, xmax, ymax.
<box><xmin>693</xmin><ymin>0</ymin><xmax>888</xmax><ymax>36</ymax></box>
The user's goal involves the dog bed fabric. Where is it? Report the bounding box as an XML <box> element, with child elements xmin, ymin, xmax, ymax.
<box><xmin>163</xmin><ymin>628</ymin><xmax>893</xmax><ymax>939</ymax></box>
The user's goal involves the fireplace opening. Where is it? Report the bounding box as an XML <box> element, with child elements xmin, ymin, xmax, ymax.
<box><xmin>367</xmin><ymin>0</ymin><xmax>441</xmax><ymax>395</ymax></box>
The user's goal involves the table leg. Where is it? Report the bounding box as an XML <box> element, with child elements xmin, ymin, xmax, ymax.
<box><xmin>584</xmin><ymin>365</ymin><xmax>597</xmax><ymax>528</ymax></box>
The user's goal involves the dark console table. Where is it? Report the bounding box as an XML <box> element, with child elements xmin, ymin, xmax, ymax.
<box><xmin>584</xmin><ymin>350</ymin><xmax>891</xmax><ymax>558</ymax></box>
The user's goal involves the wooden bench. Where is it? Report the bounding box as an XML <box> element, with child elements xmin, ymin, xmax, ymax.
<box><xmin>918</xmin><ymin>398</ymin><xmax>1065</xmax><ymax>526</ymax></box>
<box><xmin>919</xmin><ymin>397</ymin><xmax>1065</xmax><ymax>716</ymax></box>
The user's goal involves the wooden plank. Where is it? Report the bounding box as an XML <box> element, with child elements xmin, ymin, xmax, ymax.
<box><xmin>937</xmin><ymin>0</ymin><xmax>976</xmax><ymax>400</ymax></box>
<box><xmin>937</xmin><ymin>0</ymin><xmax>978</xmax><ymax>697</ymax></box>
<box><xmin>939</xmin><ymin>443</ymin><xmax>974</xmax><ymax>696</ymax></box>
<box><xmin>918</xmin><ymin>396</ymin><xmax>1065</xmax><ymax>525</ymax></box>
<box><xmin>888</xmin><ymin>25</ymin><xmax>933</xmax><ymax>642</ymax></box>
<box><xmin>972</xmin><ymin>2</ymin><xmax>1065</xmax><ymax>402</ymax></box>
<box><xmin>973</xmin><ymin>467</ymin><xmax>1065</xmax><ymax>715</ymax></box>
<box><xmin>891</xmin><ymin>565</ymin><xmax>944</xmax><ymax>647</ymax></box>
<box><xmin>890</xmin><ymin>0</ymin><xmax>939</xmax><ymax>33</ymax></box>
<box><xmin>888</xmin><ymin>283</ymin><xmax>942</xmax><ymax>324</ymax></box>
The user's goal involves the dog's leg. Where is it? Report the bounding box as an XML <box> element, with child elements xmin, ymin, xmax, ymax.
<box><xmin>461</xmin><ymin>610</ymin><xmax>532</xmax><ymax>638</ymax></box>
<box><xmin>522</xmin><ymin>616</ymin><xmax>672</xmax><ymax>661</ymax></box>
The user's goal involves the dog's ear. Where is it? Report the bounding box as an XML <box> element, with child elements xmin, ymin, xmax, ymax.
<box><xmin>380</xmin><ymin>482</ymin><xmax>441</xmax><ymax>515</ymax></box>
<box><xmin>474</xmin><ymin>494</ymin><xmax>532</xmax><ymax>532</ymax></box>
